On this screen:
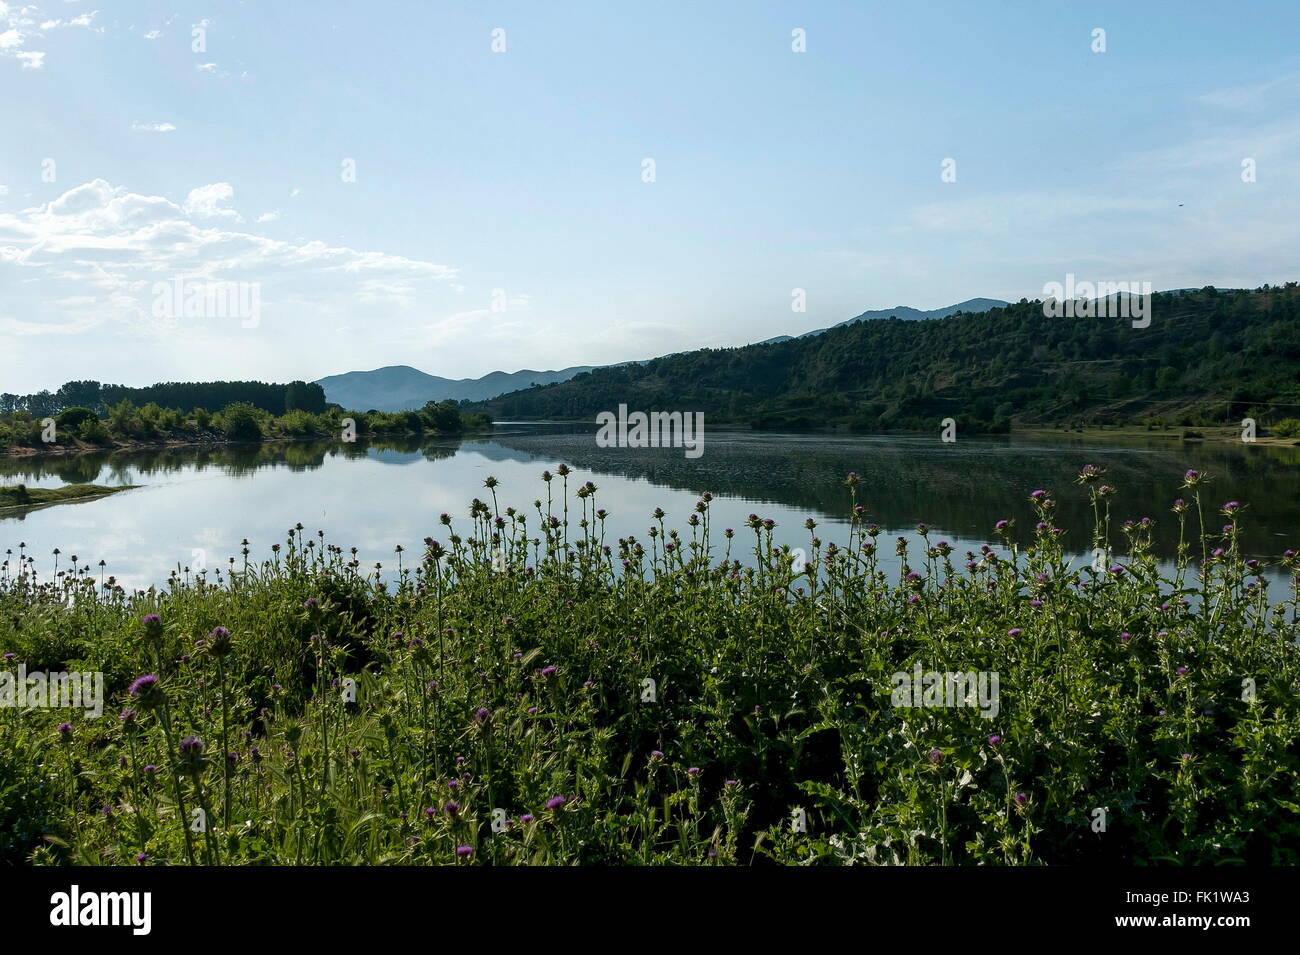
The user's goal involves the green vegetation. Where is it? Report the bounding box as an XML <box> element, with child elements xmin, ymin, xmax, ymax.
<box><xmin>2</xmin><ymin>468</ymin><xmax>1297</xmax><ymax>865</ymax></box>
<box><xmin>0</xmin><ymin>484</ymin><xmax>135</xmax><ymax>509</ymax></box>
<box><xmin>1</xmin><ymin>400</ymin><xmax>491</xmax><ymax>453</ymax></box>
<box><xmin>476</xmin><ymin>284</ymin><xmax>1300</xmax><ymax>434</ymax></box>
<box><xmin>1</xmin><ymin>379</ymin><xmax>327</xmax><ymax>419</ymax></box>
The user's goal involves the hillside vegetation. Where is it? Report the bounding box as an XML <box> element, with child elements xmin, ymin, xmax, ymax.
<box><xmin>477</xmin><ymin>285</ymin><xmax>1300</xmax><ymax>434</ymax></box>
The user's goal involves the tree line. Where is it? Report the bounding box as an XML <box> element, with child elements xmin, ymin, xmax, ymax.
<box><xmin>0</xmin><ymin>380</ymin><xmax>327</xmax><ymax>418</ymax></box>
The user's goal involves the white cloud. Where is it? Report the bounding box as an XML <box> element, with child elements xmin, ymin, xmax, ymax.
<box><xmin>0</xmin><ymin>179</ymin><xmax>460</xmax><ymax>357</ymax></box>
<box><xmin>143</xmin><ymin>30</ymin><xmax>161</xmax><ymax>40</ymax></box>
<box><xmin>131</xmin><ymin>121</ymin><xmax>176</xmax><ymax>133</ymax></box>
<box><xmin>182</xmin><ymin>182</ymin><xmax>239</xmax><ymax>219</ymax></box>
<box><xmin>3</xmin><ymin>3</ymin><xmax>106</xmax><ymax>69</ymax></box>
<box><xmin>256</xmin><ymin>210</ymin><xmax>280</xmax><ymax>223</ymax></box>
<box><xmin>32</xmin><ymin>10</ymin><xmax>101</xmax><ymax>33</ymax></box>
<box><xmin>1195</xmin><ymin>73</ymin><xmax>1300</xmax><ymax>111</ymax></box>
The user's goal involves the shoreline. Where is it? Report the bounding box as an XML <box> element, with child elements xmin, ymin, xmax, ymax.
<box><xmin>1017</xmin><ymin>425</ymin><xmax>1300</xmax><ymax>448</ymax></box>
<box><xmin>3</xmin><ymin>423</ymin><xmax>1297</xmax><ymax>460</ymax></box>
<box><xmin>0</xmin><ymin>429</ymin><xmax>492</xmax><ymax>460</ymax></box>
<box><xmin>0</xmin><ymin>484</ymin><xmax>138</xmax><ymax>513</ymax></box>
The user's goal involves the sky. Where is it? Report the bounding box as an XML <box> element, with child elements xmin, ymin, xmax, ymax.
<box><xmin>1</xmin><ymin>0</ymin><xmax>1298</xmax><ymax>395</ymax></box>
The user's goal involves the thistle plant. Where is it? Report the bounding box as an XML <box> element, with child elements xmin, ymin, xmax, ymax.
<box><xmin>1</xmin><ymin>468</ymin><xmax>1298</xmax><ymax>865</ymax></box>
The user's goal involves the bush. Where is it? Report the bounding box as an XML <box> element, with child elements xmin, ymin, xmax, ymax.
<box><xmin>1272</xmin><ymin>418</ymin><xmax>1300</xmax><ymax>438</ymax></box>
<box><xmin>217</xmin><ymin>402</ymin><xmax>264</xmax><ymax>441</ymax></box>
<box><xmin>55</xmin><ymin>407</ymin><xmax>98</xmax><ymax>432</ymax></box>
<box><xmin>78</xmin><ymin>418</ymin><xmax>112</xmax><ymax>445</ymax></box>
<box><xmin>279</xmin><ymin>410</ymin><xmax>320</xmax><ymax>436</ymax></box>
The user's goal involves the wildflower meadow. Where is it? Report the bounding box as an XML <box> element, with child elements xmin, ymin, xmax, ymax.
<box><xmin>2</xmin><ymin>465</ymin><xmax>1298</xmax><ymax>866</ymax></box>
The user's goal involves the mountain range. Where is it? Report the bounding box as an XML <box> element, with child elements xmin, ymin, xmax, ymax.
<box><xmin>316</xmin><ymin>298</ymin><xmax>1008</xmax><ymax>411</ymax></box>
<box><xmin>315</xmin><ymin>364</ymin><xmax>600</xmax><ymax>412</ymax></box>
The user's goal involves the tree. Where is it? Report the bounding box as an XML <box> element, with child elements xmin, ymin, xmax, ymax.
<box><xmin>218</xmin><ymin>402</ymin><xmax>263</xmax><ymax>441</ymax></box>
<box><xmin>286</xmin><ymin>380</ymin><xmax>327</xmax><ymax>413</ymax></box>
<box><xmin>422</xmin><ymin>400</ymin><xmax>462</xmax><ymax>433</ymax></box>
<box><xmin>57</xmin><ymin>380</ymin><xmax>103</xmax><ymax>412</ymax></box>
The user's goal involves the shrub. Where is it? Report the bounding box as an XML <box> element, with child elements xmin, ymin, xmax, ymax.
<box><xmin>217</xmin><ymin>402</ymin><xmax>264</xmax><ymax>441</ymax></box>
<box><xmin>1272</xmin><ymin>418</ymin><xmax>1300</xmax><ymax>438</ymax></box>
<box><xmin>55</xmin><ymin>407</ymin><xmax>98</xmax><ymax>432</ymax></box>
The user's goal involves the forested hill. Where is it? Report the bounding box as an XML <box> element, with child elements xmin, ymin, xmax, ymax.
<box><xmin>475</xmin><ymin>285</ymin><xmax>1300</xmax><ymax>433</ymax></box>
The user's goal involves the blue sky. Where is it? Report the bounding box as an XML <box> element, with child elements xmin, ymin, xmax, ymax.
<box><xmin>2</xmin><ymin>0</ymin><xmax>1298</xmax><ymax>394</ymax></box>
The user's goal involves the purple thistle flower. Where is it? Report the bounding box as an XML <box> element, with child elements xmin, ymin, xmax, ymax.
<box><xmin>928</xmin><ymin>748</ymin><xmax>943</xmax><ymax>765</ymax></box>
<box><xmin>519</xmin><ymin>813</ymin><xmax>535</xmax><ymax>823</ymax></box>
<box><xmin>128</xmin><ymin>673</ymin><xmax>158</xmax><ymax>695</ymax></box>
<box><xmin>1014</xmin><ymin>792</ymin><xmax>1028</xmax><ymax>806</ymax></box>
<box><xmin>544</xmin><ymin>795</ymin><xmax>567</xmax><ymax>811</ymax></box>
<box><xmin>987</xmin><ymin>735</ymin><xmax>1002</xmax><ymax>746</ymax></box>
<box><xmin>1007</xmin><ymin>628</ymin><xmax>1022</xmax><ymax>638</ymax></box>
<box><xmin>127</xmin><ymin>673</ymin><xmax>163</xmax><ymax>709</ymax></box>
<box><xmin>456</xmin><ymin>845</ymin><xmax>473</xmax><ymax>857</ymax></box>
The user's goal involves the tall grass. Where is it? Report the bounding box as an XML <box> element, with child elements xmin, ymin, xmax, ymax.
<box><xmin>1</xmin><ymin>465</ymin><xmax>1298</xmax><ymax>865</ymax></box>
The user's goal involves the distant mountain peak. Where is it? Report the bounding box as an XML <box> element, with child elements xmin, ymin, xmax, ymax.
<box><xmin>757</xmin><ymin>297</ymin><xmax>1009</xmax><ymax>344</ymax></box>
<box><xmin>315</xmin><ymin>364</ymin><xmax>597</xmax><ymax>412</ymax></box>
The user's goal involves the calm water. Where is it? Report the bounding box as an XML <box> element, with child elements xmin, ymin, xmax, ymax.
<box><xmin>2</xmin><ymin>427</ymin><xmax>1298</xmax><ymax>591</ymax></box>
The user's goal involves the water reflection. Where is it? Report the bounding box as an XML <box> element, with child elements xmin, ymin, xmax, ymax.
<box><xmin>1</xmin><ymin>429</ymin><xmax>1296</xmax><ymax>590</ymax></box>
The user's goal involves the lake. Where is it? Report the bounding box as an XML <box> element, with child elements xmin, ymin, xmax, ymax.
<box><xmin>2</xmin><ymin>427</ymin><xmax>1298</xmax><ymax>591</ymax></box>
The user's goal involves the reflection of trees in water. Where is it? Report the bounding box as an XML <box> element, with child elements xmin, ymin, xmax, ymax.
<box><xmin>489</xmin><ymin>431</ymin><xmax>1300</xmax><ymax>559</ymax></box>
<box><xmin>0</xmin><ymin>437</ymin><xmax>462</xmax><ymax>482</ymax></box>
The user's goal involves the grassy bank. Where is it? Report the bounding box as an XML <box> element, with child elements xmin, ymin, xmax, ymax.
<box><xmin>0</xmin><ymin>484</ymin><xmax>136</xmax><ymax>510</ymax></box>
<box><xmin>1</xmin><ymin>467</ymin><xmax>1297</xmax><ymax>865</ymax></box>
